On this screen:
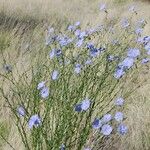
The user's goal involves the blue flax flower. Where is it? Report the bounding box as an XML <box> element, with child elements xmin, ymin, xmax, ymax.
<box><xmin>99</xmin><ymin>3</ymin><xmax>107</xmax><ymax>12</ymax></box>
<box><xmin>59</xmin><ymin>144</ymin><xmax>65</xmax><ymax>150</ymax></box>
<box><xmin>75</xmin><ymin>98</ymin><xmax>91</xmax><ymax>112</ymax></box>
<box><xmin>75</xmin><ymin>103</ymin><xmax>82</xmax><ymax>112</ymax></box>
<box><xmin>28</xmin><ymin>115</ymin><xmax>41</xmax><ymax>129</ymax></box>
<box><xmin>127</xmin><ymin>48</ymin><xmax>140</xmax><ymax>58</ymax></box>
<box><xmin>37</xmin><ymin>81</ymin><xmax>46</xmax><ymax>90</ymax></box>
<box><xmin>49</xmin><ymin>49</ymin><xmax>56</xmax><ymax>59</ymax></box>
<box><xmin>81</xmin><ymin>99</ymin><xmax>91</xmax><ymax>111</ymax></box>
<box><xmin>114</xmin><ymin>68</ymin><xmax>125</xmax><ymax>79</ymax></box>
<box><xmin>51</xmin><ymin>70</ymin><xmax>59</xmax><ymax>80</ymax></box>
<box><xmin>92</xmin><ymin>118</ymin><xmax>102</xmax><ymax>129</ymax></box>
<box><xmin>141</xmin><ymin>58</ymin><xmax>150</xmax><ymax>64</ymax></box>
<box><xmin>101</xmin><ymin>124</ymin><xmax>113</xmax><ymax>136</ymax></box>
<box><xmin>115</xmin><ymin>97</ymin><xmax>124</xmax><ymax>106</ymax></box>
<box><xmin>17</xmin><ymin>106</ymin><xmax>26</xmax><ymax>117</ymax></box>
<box><xmin>74</xmin><ymin>64</ymin><xmax>82</xmax><ymax>74</ymax></box>
<box><xmin>75</xmin><ymin>21</ymin><xmax>80</xmax><ymax>27</ymax></box>
<box><xmin>117</xmin><ymin>124</ymin><xmax>128</xmax><ymax>135</ymax></box>
<box><xmin>101</xmin><ymin>114</ymin><xmax>112</xmax><ymax>124</ymax></box>
<box><xmin>121</xmin><ymin>18</ymin><xmax>129</xmax><ymax>28</ymax></box>
<box><xmin>114</xmin><ymin>112</ymin><xmax>124</xmax><ymax>122</ymax></box>
<box><xmin>119</xmin><ymin>57</ymin><xmax>135</xmax><ymax>70</ymax></box>
<box><xmin>40</xmin><ymin>87</ymin><xmax>49</xmax><ymax>99</ymax></box>
<box><xmin>76</xmin><ymin>39</ymin><xmax>84</xmax><ymax>47</ymax></box>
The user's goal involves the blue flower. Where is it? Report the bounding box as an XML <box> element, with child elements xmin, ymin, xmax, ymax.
<box><xmin>138</xmin><ymin>36</ymin><xmax>150</xmax><ymax>45</ymax></box>
<box><xmin>127</xmin><ymin>48</ymin><xmax>140</xmax><ymax>58</ymax></box>
<box><xmin>87</xmin><ymin>44</ymin><xmax>100</xmax><ymax>57</ymax></box>
<box><xmin>68</xmin><ymin>25</ymin><xmax>75</xmax><ymax>31</ymax></box>
<box><xmin>145</xmin><ymin>42</ymin><xmax>150</xmax><ymax>51</ymax></box>
<box><xmin>79</xmin><ymin>31</ymin><xmax>87</xmax><ymax>39</ymax></box>
<box><xmin>135</xmin><ymin>28</ymin><xmax>143</xmax><ymax>35</ymax></box>
<box><xmin>141</xmin><ymin>58</ymin><xmax>150</xmax><ymax>64</ymax></box>
<box><xmin>17</xmin><ymin>106</ymin><xmax>26</xmax><ymax>117</ymax></box>
<box><xmin>114</xmin><ymin>112</ymin><xmax>124</xmax><ymax>122</ymax></box>
<box><xmin>75</xmin><ymin>98</ymin><xmax>91</xmax><ymax>112</ymax></box>
<box><xmin>58</xmin><ymin>36</ymin><xmax>73</xmax><ymax>47</ymax></box>
<box><xmin>51</xmin><ymin>70</ymin><xmax>59</xmax><ymax>80</ymax></box>
<box><xmin>3</xmin><ymin>64</ymin><xmax>12</xmax><ymax>73</ymax></box>
<box><xmin>56</xmin><ymin>49</ymin><xmax>62</xmax><ymax>57</ymax></box>
<box><xmin>114</xmin><ymin>68</ymin><xmax>125</xmax><ymax>79</ymax></box>
<box><xmin>128</xmin><ymin>5</ymin><xmax>136</xmax><ymax>13</ymax></box>
<box><xmin>143</xmin><ymin>36</ymin><xmax>150</xmax><ymax>44</ymax></box>
<box><xmin>107</xmin><ymin>55</ymin><xmax>115</xmax><ymax>62</ymax></box>
<box><xmin>117</xmin><ymin>124</ymin><xmax>128</xmax><ymax>135</ymax></box>
<box><xmin>28</xmin><ymin>115</ymin><xmax>41</xmax><ymax>129</ymax></box>
<box><xmin>49</xmin><ymin>49</ymin><xmax>56</xmax><ymax>59</ymax></box>
<box><xmin>115</xmin><ymin>97</ymin><xmax>124</xmax><ymax>106</ymax></box>
<box><xmin>75</xmin><ymin>29</ymin><xmax>81</xmax><ymax>37</ymax></box>
<box><xmin>81</xmin><ymin>99</ymin><xmax>91</xmax><ymax>111</ymax></box>
<box><xmin>90</xmin><ymin>48</ymin><xmax>100</xmax><ymax>57</ymax></box>
<box><xmin>76</xmin><ymin>39</ymin><xmax>84</xmax><ymax>47</ymax></box>
<box><xmin>92</xmin><ymin>118</ymin><xmax>102</xmax><ymax>129</ymax></box>
<box><xmin>40</xmin><ymin>87</ymin><xmax>49</xmax><ymax>99</ymax></box>
<box><xmin>111</xmin><ymin>39</ymin><xmax>120</xmax><ymax>46</ymax></box>
<box><xmin>37</xmin><ymin>81</ymin><xmax>46</xmax><ymax>90</ymax></box>
<box><xmin>121</xmin><ymin>18</ymin><xmax>129</xmax><ymax>28</ymax></box>
<box><xmin>101</xmin><ymin>114</ymin><xmax>112</xmax><ymax>124</ymax></box>
<box><xmin>75</xmin><ymin>21</ymin><xmax>80</xmax><ymax>27</ymax></box>
<box><xmin>99</xmin><ymin>3</ymin><xmax>107</xmax><ymax>11</ymax></box>
<box><xmin>85</xmin><ymin>59</ymin><xmax>93</xmax><ymax>65</ymax></box>
<box><xmin>101</xmin><ymin>124</ymin><xmax>113</xmax><ymax>136</ymax></box>
<box><xmin>74</xmin><ymin>64</ymin><xmax>82</xmax><ymax>74</ymax></box>
<box><xmin>119</xmin><ymin>57</ymin><xmax>135</xmax><ymax>70</ymax></box>
<box><xmin>74</xmin><ymin>103</ymin><xmax>82</xmax><ymax>112</ymax></box>
<box><xmin>59</xmin><ymin>144</ymin><xmax>65</xmax><ymax>150</ymax></box>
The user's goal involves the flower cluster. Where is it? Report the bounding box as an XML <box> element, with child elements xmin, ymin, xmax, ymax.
<box><xmin>92</xmin><ymin>97</ymin><xmax>128</xmax><ymax>136</ymax></box>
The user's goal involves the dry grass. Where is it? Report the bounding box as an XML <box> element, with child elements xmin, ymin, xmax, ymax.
<box><xmin>0</xmin><ymin>0</ymin><xmax>150</xmax><ymax>150</ymax></box>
